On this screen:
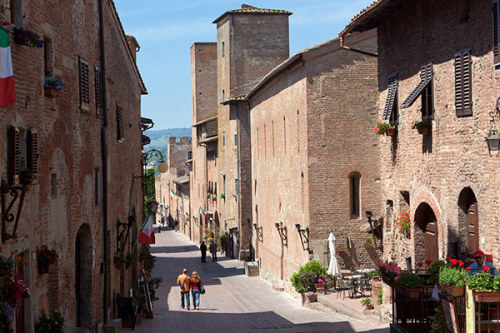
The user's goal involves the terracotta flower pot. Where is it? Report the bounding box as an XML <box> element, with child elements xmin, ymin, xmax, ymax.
<box><xmin>337</xmin><ymin>250</ymin><xmax>346</xmax><ymax>255</ymax></box>
<box><xmin>314</xmin><ymin>282</ymin><xmax>326</xmax><ymax>293</ymax></box>
<box><xmin>386</xmin><ymin>128</ymin><xmax>397</xmax><ymax>136</ymax></box>
<box><xmin>305</xmin><ymin>294</ymin><xmax>317</xmax><ymax>303</ymax></box>
<box><xmin>44</xmin><ymin>87</ymin><xmax>58</xmax><ymax>98</ymax></box>
<box><xmin>398</xmin><ymin>286</ymin><xmax>420</xmax><ymax>299</ymax></box>
<box><xmin>473</xmin><ymin>291</ymin><xmax>500</xmax><ymax>302</ymax></box>
<box><xmin>366</xmin><ymin>304</ymin><xmax>374</xmax><ymax>310</ymax></box>
<box><xmin>417</xmin><ymin>126</ymin><xmax>430</xmax><ymax>135</ymax></box>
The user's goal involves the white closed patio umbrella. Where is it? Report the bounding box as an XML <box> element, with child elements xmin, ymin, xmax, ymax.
<box><xmin>327</xmin><ymin>231</ymin><xmax>341</xmax><ymax>276</ymax></box>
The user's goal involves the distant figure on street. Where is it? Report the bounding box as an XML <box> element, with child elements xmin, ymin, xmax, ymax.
<box><xmin>209</xmin><ymin>240</ymin><xmax>217</xmax><ymax>262</ymax></box>
<box><xmin>190</xmin><ymin>271</ymin><xmax>203</xmax><ymax>310</ymax></box>
<box><xmin>200</xmin><ymin>241</ymin><xmax>207</xmax><ymax>263</ymax></box>
<box><xmin>468</xmin><ymin>250</ymin><xmax>497</xmax><ymax>275</ymax></box>
<box><xmin>177</xmin><ymin>268</ymin><xmax>191</xmax><ymax>310</ymax></box>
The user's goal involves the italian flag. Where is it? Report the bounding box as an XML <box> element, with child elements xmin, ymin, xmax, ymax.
<box><xmin>138</xmin><ymin>214</ymin><xmax>155</xmax><ymax>244</ymax></box>
<box><xmin>170</xmin><ymin>189</ymin><xmax>174</xmax><ymax>200</ymax></box>
<box><xmin>200</xmin><ymin>208</ymin><xmax>206</xmax><ymax>215</ymax></box>
<box><xmin>0</xmin><ymin>28</ymin><xmax>15</xmax><ymax>107</ymax></box>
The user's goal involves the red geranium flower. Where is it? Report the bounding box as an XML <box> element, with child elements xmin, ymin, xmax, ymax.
<box><xmin>425</xmin><ymin>259</ymin><xmax>432</xmax><ymax>265</ymax></box>
<box><xmin>466</xmin><ymin>267</ymin><xmax>471</xmax><ymax>271</ymax></box>
<box><xmin>417</xmin><ymin>262</ymin><xmax>423</xmax><ymax>267</ymax></box>
<box><xmin>458</xmin><ymin>261</ymin><xmax>464</xmax><ymax>267</ymax></box>
<box><xmin>451</xmin><ymin>259</ymin><xmax>458</xmax><ymax>266</ymax></box>
<box><xmin>446</xmin><ymin>256</ymin><xmax>451</xmax><ymax>262</ymax></box>
<box><xmin>483</xmin><ymin>266</ymin><xmax>489</xmax><ymax>272</ymax></box>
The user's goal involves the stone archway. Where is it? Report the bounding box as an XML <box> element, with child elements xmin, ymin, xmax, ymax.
<box><xmin>75</xmin><ymin>224</ymin><xmax>92</xmax><ymax>328</ymax></box>
<box><xmin>457</xmin><ymin>187</ymin><xmax>478</xmax><ymax>258</ymax></box>
<box><xmin>414</xmin><ymin>203</ymin><xmax>439</xmax><ymax>263</ymax></box>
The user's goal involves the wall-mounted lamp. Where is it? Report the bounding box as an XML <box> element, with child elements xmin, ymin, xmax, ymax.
<box><xmin>295</xmin><ymin>224</ymin><xmax>312</xmax><ymax>254</ymax></box>
<box><xmin>486</xmin><ymin>98</ymin><xmax>500</xmax><ymax>154</ymax></box>
<box><xmin>253</xmin><ymin>223</ymin><xmax>263</xmax><ymax>242</ymax></box>
<box><xmin>116</xmin><ymin>215</ymin><xmax>134</xmax><ymax>252</ymax></box>
<box><xmin>275</xmin><ymin>222</ymin><xmax>287</xmax><ymax>247</ymax></box>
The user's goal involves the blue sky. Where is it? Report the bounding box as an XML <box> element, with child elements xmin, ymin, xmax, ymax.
<box><xmin>114</xmin><ymin>0</ymin><xmax>373</xmax><ymax>130</ymax></box>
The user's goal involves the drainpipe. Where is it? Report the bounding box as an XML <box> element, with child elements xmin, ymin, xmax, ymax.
<box><xmin>235</xmin><ymin>103</ymin><xmax>241</xmax><ymax>259</ymax></box>
<box><xmin>98</xmin><ymin>0</ymin><xmax>109</xmax><ymax>325</ymax></box>
<box><xmin>339</xmin><ymin>35</ymin><xmax>378</xmax><ymax>58</ymax></box>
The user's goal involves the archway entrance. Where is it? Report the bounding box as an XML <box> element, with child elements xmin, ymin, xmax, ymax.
<box><xmin>414</xmin><ymin>203</ymin><xmax>439</xmax><ymax>263</ymax></box>
<box><xmin>75</xmin><ymin>224</ymin><xmax>92</xmax><ymax>328</ymax></box>
<box><xmin>458</xmin><ymin>187</ymin><xmax>478</xmax><ymax>258</ymax></box>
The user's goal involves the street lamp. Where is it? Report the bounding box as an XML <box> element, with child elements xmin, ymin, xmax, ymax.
<box><xmin>486</xmin><ymin>98</ymin><xmax>500</xmax><ymax>154</ymax></box>
<box><xmin>295</xmin><ymin>224</ymin><xmax>312</xmax><ymax>254</ymax></box>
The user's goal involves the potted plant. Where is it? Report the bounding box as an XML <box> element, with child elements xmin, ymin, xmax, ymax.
<box><xmin>364</xmin><ymin>237</ymin><xmax>373</xmax><ymax>248</ymax></box>
<box><xmin>114</xmin><ymin>252</ymin><xmax>126</xmax><ymax>269</ymax></box>
<box><xmin>438</xmin><ymin>263</ymin><xmax>467</xmax><ymax>296</ymax></box>
<box><xmin>304</xmin><ymin>291</ymin><xmax>317</xmax><ymax>303</ymax></box>
<box><xmin>361</xmin><ymin>297</ymin><xmax>374</xmax><ymax>310</ymax></box>
<box><xmin>395</xmin><ymin>211</ymin><xmax>411</xmax><ymax>235</ymax></box>
<box><xmin>412</xmin><ymin>119</ymin><xmax>432</xmax><ymax>135</ymax></box>
<box><xmin>425</xmin><ymin>260</ymin><xmax>445</xmax><ymax>285</ymax></box>
<box><xmin>396</xmin><ymin>271</ymin><xmax>424</xmax><ymax>299</ymax></box>
<box><xmin>36</xmin><ymin>245</ymin><xmax>58</xmax><ymax>274</ymax></box>
<box><xmin>379</xmin><ymin>261</ymin><xmax>402</xmax><ymax>287</ymax></box>
<box><xmin>13</xmin><ymin>27</ymin><xmax>44</xmax><ymax>48</ymax></box>
<box><xmin>44</xmin><ymin>77</ymin><xmax>66</xmax><ymax>98</ymax></box>
<box><xmin>467</xmin><ymin>270</ymin><xmax>500</xmax><ymax>302</ymax></box>
<box><xmin>368</xmin><ymin>269</ymin><xmax>381</xmax><ymax>281</ymax></box>
<box><xmin>4</xmin><ymin>273</ymin><xmax>30</xmax><ymax>307</ymax></box>
<box><xmin>314</xmin><ymin>278</ymin><xmax>326</xmax><ymax>293</ymax></box>
<box><xmin>375</xmin><ymin>121</ymin><xmax>396</xmax><ymax>136</ymax></box>
<box><xmin>336</xmin><ymin>244</ymin><xmax>346</xmax><ymax>255</ymax></box>
<box><xmin>34</xmin><ymin>310</ymin><xmax>65</xmax><ymax>333</ymax></box>
<box><xmin>0</xmin><ymin>302</ymin><xmax>15</xmax><ymax>331</ymax></box>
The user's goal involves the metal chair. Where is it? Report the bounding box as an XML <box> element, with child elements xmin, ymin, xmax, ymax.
<box><xmin>336</xmin><ymin>273</ymin><xmax>356</xmax><ymax>299</ymax></box>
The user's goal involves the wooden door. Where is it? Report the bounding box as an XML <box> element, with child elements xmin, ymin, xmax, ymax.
<box><xmin>424</xmin><ymin>222</ymin><xmax>439</xmax><ymax>262</ymax></box>
<box><xmin>467</xmin><ymin>202</ymin><xmax>479</xmax><ymax>253</ymax></box>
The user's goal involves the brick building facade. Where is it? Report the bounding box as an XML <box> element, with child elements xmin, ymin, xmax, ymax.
<box><xmin>189</xmin><ymin>42</ymin><xmax>219</xmax><ymax>245</ymax></box>
<box><xmin>0</xmin><ymin>0</ymin><xmax>145</xmax><ymax>331</ymax></box>
<box><xmin>343</xmin><ymin>0</ymin><xmax>500</xmax><ymax>287</ymax></box>
<box><xmin>214</xmin><ymin>5</ymin><xmax>292</xmax><ymax>259</ymax></box>
<box><xmin>247</xmin><ymin>31</ymin><xmax>381</xmax><ymax>287</ymax></box>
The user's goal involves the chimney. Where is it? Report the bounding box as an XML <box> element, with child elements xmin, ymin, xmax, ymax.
<box><xmin>125</xmin><ymin>35</ymin><xmax>140</xmax><ymax>63</ymax></box>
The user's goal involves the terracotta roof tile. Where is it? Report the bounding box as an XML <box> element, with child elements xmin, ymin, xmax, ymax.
<box><xmin>213</xmin><ymin>4</ymin><xmax>292</xmax><ymax>23</ymax></box>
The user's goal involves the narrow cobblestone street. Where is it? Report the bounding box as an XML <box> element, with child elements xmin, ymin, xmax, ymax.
<box><xmin>126</xmin><ymin>228</ymin><xmax>389</xmax><ymax>333</ymax></box>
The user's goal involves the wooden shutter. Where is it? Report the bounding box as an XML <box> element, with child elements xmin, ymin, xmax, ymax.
<box><xmin>382</xmin><ymin>73</ymin><xmax>398</xmax><ymax>121</ymax></box>
<box><xmin>78</xmin><ymin>57</ymin><xmax>90</xmax><ymax>108</ymax></box>
<box><xmin>27</xmin><ymin>129</ymin><xmax>38</xmax><ymax>176</ymax></box>
<box><xmin>401</xmin><ymin>63</ymin><xmax>433</xmax><ymax>109</ymax></box>
<box><xmin>116</xmin><ymin>104</ymin><xmax>124</xmax><ymax>142</ymax></box>
<box><xmin>455</xmin><ymin>49</ymin><xmax>472</xmax><ymax>117</ymax></box>
<box><xmin>493</xmin><ymin>0</ymin><xmax>500</xmax><ymax>66</ymax></box>
<box><xmin>424</xmin><ymin>222</ymin><xmax>439</xmax><ymax>262</ymax></box>
<box><xmin>467</xmin><ymin>202</ymin><xmax>479</xmax><ymax>253</ymax></box>
<box><xmin>8</xmin><ymin>126</ymin><xmax>20</xmax><ymax>184</ymax></box>
<box><xmin>94</xmin><ymin>65</ymin><xmax>103</xmax><ymax>114</ymax></box>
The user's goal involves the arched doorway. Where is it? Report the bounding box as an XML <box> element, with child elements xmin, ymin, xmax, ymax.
<box><xmin>414</xmin><ymin>203</ymin><xmax>439</xmax><ymax>263</ymax></box>
<box><xmin>458</xmin><ymin>187</ymin><xmax>478</xmax><ymax>258</ymax></box>
<box><xmin>75</xmin><ymin>224</ymin><xmax>92</xmax><ymax>328</ymax></box>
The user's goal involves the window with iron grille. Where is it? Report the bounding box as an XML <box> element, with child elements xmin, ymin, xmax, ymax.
<box><xmin>349</xmin><ymin>172</ymin><xmax>361</xmax><ymax>219</ymax></box>
<box><xmin>382</xmin><ymin>73</ymin><xmax>398</xmax><ymax>124</ymax></box>
<box><xmin>116</xmin><ymin>104</ymin><xmax>124</xmax><ymax>142</ymax></box>
<box><xmin>401</xmin><ymin>63</ymin><xmax>434</xmax><ymax>120</ymax></box>
<box><xmin>95</xmin><ymin>66</ymin><xmax>103</xmax><ymax>114</ymax></box>
<box><xmin>78</xmin><ymin>57</ymin><xmax>90</xmax><ymax>110</ymax></box>
<box><xmin>493</xmin><ymin>0</ymin><xmax>500</xmax><ymax>66</ymax></box>
<box><xmin>455</xmin><ymin>49</ymin><xmax>472</xmax><ymax>117</ymax></box>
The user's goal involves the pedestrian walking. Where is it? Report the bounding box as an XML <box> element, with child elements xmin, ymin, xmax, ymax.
<box><xmin>190</xmin><ymin>271</ymin><xmax>204</xmax><ymax>310</ymax></box>
<box><xmin>176</xmin><ymin>268</ymin><xmax>191</xmax><ymax>310</ymax></box>
<box><xmin>200</xmin><ymin>241</ymin><xmax>207</xmax><ymax>263</ymax></box>
<box><xmin>209</xmin><ymin>240</ymin><xmax>217</xmax><ymax>262</ymax></box>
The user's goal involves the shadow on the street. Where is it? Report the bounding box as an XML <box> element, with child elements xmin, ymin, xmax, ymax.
<box><xmin>130</xmin><ymin>310</ymin><xmax>389</xmax><ymax>332</ymax></box>
<box><xmin>150</xmin><ymin>245</ymin><xmax>200</xmax><ymax>254</ymax></box>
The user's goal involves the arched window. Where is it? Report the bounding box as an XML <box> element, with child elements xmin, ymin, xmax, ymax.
<box><xmin>349</xmin><ymin>172</ymin><xmax>361</xmax><ymax>219</ymax></box>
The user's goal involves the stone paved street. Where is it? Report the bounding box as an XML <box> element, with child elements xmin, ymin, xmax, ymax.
<box><xmin>124</xmin><ymin>228</ymin><xmax>389</xmax><ymax>333</ymax></box>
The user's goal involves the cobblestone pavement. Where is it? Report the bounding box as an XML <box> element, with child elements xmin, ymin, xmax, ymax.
<box><xmin>124</xmin><ymin>228</ymin><xmax>389</xmax><ymax>333</ymax></box>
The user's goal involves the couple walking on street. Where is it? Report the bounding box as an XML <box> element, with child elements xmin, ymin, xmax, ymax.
<box><xmin>176</xmin><ymin>268</ymin><xmax>205</xmax><ymax>310</ymax></box>
<box><xmin>200</xmin><ymin>240</ymin><xmax>217</xmax><ymax>263</ymax></box>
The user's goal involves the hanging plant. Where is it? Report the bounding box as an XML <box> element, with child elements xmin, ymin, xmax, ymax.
<box><xmin>395</xmin><ymin>211</ymin><xmax>411</xmax><ymax>234</ymax></box>
<box><xmin>13</xmin><ymin>27</ymin><xmax>44</xmax><ymax>48</ymax></box>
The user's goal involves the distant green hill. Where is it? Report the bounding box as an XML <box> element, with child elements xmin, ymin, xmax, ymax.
<box><xmin>144</xmin><ymin>127</ymin><xmax>191</xmax><ymax>159</ymax></box>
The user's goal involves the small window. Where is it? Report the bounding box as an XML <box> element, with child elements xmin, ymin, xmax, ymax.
<box><xmin>78</xmin><ymin>57</ymin><xmax>90</xmax><ymax>110</ymax></box>
<box><xmin>94</xmin><ymin>168</ymin><xmax>99</xmax><ymax>206</ymax></box>
<box><xmin>455</xmin><ymin>49</ymin><xmax>472</xmax><ymax>117</ymax></box>
<box><xmin>44</xmin><ymin>38</ymin><xmax>53</xmax><ymax>77</ymax></box>
<box><xmin>221</xmin><ymin>41</ymin><xmax>225</xmax><ymax>57</ymax></box>
<box><xmin>116</xmin><ymin>103</ymin><xmax>124</xmax><ymax>142</ymax></box>
<box><xmin>493</xmin><ymin>0</ymin><xmax>500</xmax><ymax>66</ymax></box>
<box><xmin>51</xmin><ymin>173</ymin><xmax>57</xmax><ymax>199</ymax></box>
<box><xmin>95</xmin><ymin>66</ymin><xmax>103</xmax><ymax>115</ymax></box>
<box><xmin>349</xmin><ymin>172</ymin><xmax>361</xmax><ymax>219</ymax></box>
<box><xmin>382</xmin><ymin>73</ymin><xmax>398</xmax><ymax>124</ymax></box>
<box><xmin>10</xmin><ymin>0</ymin><xmax>23</xmax><ymax>27</ymax></box>
<box><xmin>223</xmin><ymin>175</ymin><xmax>226</xmax><ymax>194</ymax></box>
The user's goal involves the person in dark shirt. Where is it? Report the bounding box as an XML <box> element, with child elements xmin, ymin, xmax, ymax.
<box><xmin>209</xmin><ymin>240</ymin><xmax>217</xmax><ymax>262</ymax></box>
<box><xmin>200</xmin><ymin>241</ymin><xmax>207</xmax><ymax>263</ymax></box>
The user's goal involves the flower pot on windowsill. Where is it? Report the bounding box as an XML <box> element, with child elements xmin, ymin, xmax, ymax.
<box><xmin>417</xmin><ymin>126</ymin><xmax>431</xmax><ymax>135</ymax></box>
<box><xmin>473</xmin><ymin>291</ymin><xmax>500</xmax><ymax>302</ymax></box>
<box><xmin>20</xmin><ymin>172</ymin><xmax>35</xmax><ymax>185</ymax></box>
<box><xmin>14</xmin><ymin>34</ymin><xmax>30</xmax><ymax>46</ymax></box>
<box><xmin>44</xmin><ymin>87</ymin><xmax>58</xmax><ymax>98</ymax></box>
<box><xmin>305</xmin><ymin>293</ymin><xmax>317</xmax><ymax>303</ymax></box>
<box><xmin>337</xmin><ymin>250</ymin><xmax>346</xmax><ymax>255</ymax></box>
<box><xmin>38</xmin><ymin>263</ymin><xmax>50</xmax><ymax>275</ymax></box>
<box><xmin>440</xmin><ymin>284</ymin><xmax>464</xmax><ymax>297</ymax></box>
<box><xmin>386</xmin><ymin>128</ymin><xmax>397</xmax><ymax>136</ymax></box>
<box><xmin>365</xmin><ymin>304</ymin><xmax>374</xmax><ymax>310</ymax></box>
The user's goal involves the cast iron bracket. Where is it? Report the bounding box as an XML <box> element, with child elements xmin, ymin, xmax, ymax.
<box><xmin>116</xmin><ymin>215</ymin><xmax>133</xmax><ymax>252</ymax></box>
<box><xmin>1</xmin><ymin>180</ymin><xmax>26</xmax><ymax>243</ymax></box>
